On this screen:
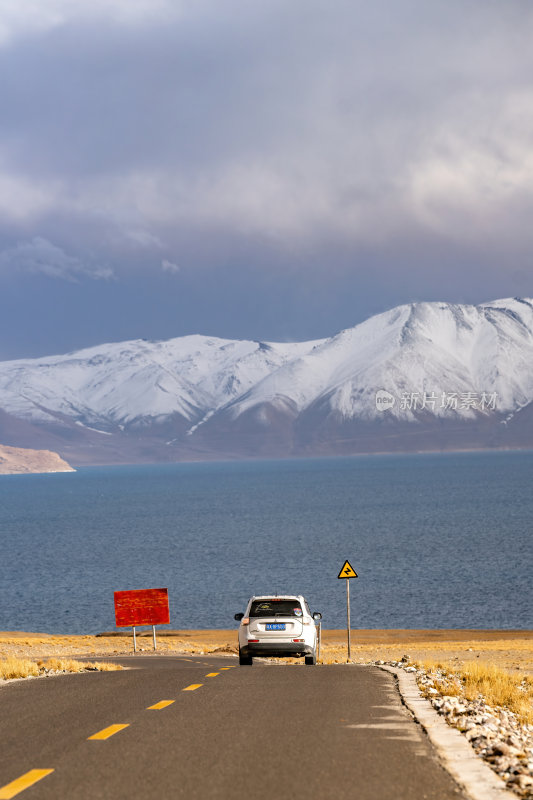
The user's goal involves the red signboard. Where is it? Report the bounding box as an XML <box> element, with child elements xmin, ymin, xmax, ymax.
<box><xmin>114</xmin><ymin>588</ymin><xmax>170</xmax><ymax>627</ymax></box>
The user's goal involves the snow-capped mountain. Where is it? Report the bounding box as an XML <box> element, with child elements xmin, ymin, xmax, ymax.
<box><xmin>1</xmin><ymin>298</ymin><xmax>532</xmax><ymax>464</ymax></box>
<box><xmin>0</xmin><ymin>335</ymin><xmax>318</xmax><ymax>429</ymax></box>
<box><xmin>223</xmin><ymin>298</ymin><xmax>533</xmax><ymax>420</ymax></box>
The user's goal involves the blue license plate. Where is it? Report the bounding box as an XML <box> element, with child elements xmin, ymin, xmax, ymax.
<box><xmin>266</xmin><ymin>623</ymin><xmax>286</xmax><ymax>631</ymax></box>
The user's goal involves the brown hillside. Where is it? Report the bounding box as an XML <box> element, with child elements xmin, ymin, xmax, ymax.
<box><xmin>0</xmin><ymin>443</ymin><xmax>75</xmax><ymax>475</ymax></box>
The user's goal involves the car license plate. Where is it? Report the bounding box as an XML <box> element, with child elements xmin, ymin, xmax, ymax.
<box><xmin>266</xmin><ymin>623</ymin><xmax>286</xmax><ymax>631</ymax></box>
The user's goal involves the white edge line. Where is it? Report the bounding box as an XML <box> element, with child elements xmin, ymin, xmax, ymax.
<box><xmin>378</xmin><ymin>666</ymin><xmax>516</xmax><ymax>800</ymax></box>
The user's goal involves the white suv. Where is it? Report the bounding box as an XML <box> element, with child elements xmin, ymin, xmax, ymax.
<box><xmin>235</xmin><ymin>595</ymin><xmax>322</xmax><ymax>666</ymax></box>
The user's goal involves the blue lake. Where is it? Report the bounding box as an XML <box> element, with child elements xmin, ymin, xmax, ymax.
<box><xmin>0</xmin><ymin>452</ymin><xmax>531</xmax><ymax>633</ymax></box>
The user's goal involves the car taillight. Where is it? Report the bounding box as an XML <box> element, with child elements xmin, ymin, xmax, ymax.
<box><xmin>241</xmin><ymin>617</ymin><xmax>250</xmax><ymax>625</ymax></box>
<box><xmin>248</xmin><ymin>639</ymin><xmax>259</xmax><ymax>643</ymax></box>
<box><xmin>293</xmin><ymin>638</ymin><xmax>305</xmax><ymax>642</ymax></box>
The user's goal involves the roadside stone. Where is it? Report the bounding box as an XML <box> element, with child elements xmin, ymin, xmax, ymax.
<box><xmin>386</xmin><ymin>661</ymin><xmax>533</xmax><ymax>799</ymax></box>
<box><xmin>508</xmin><ymin>774</ymin><xmax>533</xmax><ymax>790</ymax></box>
<box><xmin>494</xmin><ymin>742</ymin><xmax>523</xmax><ymax>758</ymax></box>
<box><xmin>465</xmin><ymin>726</ymin><xmax>484</xmax><ymax>741</ymax></box>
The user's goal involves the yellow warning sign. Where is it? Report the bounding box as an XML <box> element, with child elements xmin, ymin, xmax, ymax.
<box><xmin>337</xmin><ymin>560</ymin><xmax>358</xmax><ymax>579</ymax></box>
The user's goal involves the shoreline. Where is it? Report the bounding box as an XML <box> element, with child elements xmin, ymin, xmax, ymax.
<box><xmin>44</xmin><ymin>446</ymin><xmax>533</xmax><ymax>469</ymax></box>
<box><xmin>99</xmin><ymin>628</ymin><xmax>533</xmax><ymax>643</ymax></box>
<box><xmin>0</xmin><ymin>468</ymin><xmax>76</xmax><ymax>476</ymax></box>
<box><xmin>3</xmin><ymin>628</ymin><xmax>531</xmax><ymax>639</ymax></box>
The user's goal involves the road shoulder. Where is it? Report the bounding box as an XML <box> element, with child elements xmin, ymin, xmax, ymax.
<box><xmin>380</xmin><ymin>665</ymin><xmax>516</xmax><ymax>800</ymax></box>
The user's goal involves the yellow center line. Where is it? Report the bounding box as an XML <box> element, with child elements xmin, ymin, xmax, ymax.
<box><xmin>88</xmin><ymin>724</ymin><xmax>130</xmax><ymax>740</ymax></box>
<box><xmin>147</xmin><ymin>700</ymin><xmax>175</xmax><ymax>710</ymax></box>
<box><xmin>0</xmin><ymin>769</ymin><xmax>54</xmax><ymax>799</ymax></box>
<box><xmin>205</xmin><ymin>672</ymin><xmax>219</xmax><ymax>677</ymax></box>
<box><xmin>182</xmin><ymin>683</ymin><xmax>203</xmax><ymax>691</ymax></box>
<box><xmin>219</xmin><ymin>667</ymin><xmax>232</xmax><ymax>670</ymax></box>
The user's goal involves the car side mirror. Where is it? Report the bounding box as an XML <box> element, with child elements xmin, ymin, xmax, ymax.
<box><xmin>234</xmin><ymin>613</ymin><xmax>244</xmax><ymax>621</ymax></box>
<box><xmin>313</xmin><ymin>612</ymin><xmax>322</xmax><ymax>620</ymax></box>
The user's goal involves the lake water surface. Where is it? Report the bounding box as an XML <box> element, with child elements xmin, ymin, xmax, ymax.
<box><xmin>0</xmin><ymin>452</ymin><xmax>531</xmax><ymax>633</ymax></box>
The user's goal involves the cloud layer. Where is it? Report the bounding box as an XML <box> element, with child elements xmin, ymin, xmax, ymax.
<box><xmin>0</xmin><ymin>0</ymin><xmax>532</xmax><ymax>356</ymax></box>
<box><xmin>0</xmin><ymin>237</ymin><xmax>113</xmax><ymax>281</ymax></box>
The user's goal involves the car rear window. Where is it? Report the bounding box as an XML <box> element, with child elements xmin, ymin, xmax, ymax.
<box><xmin>249</xmin><ymin>600</ymin><xmax>303</xmax><ymax>617</ymax></box>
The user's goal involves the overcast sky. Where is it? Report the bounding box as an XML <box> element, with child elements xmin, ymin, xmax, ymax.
<box><xmin>0</xmin><ymin>0</ymin><xmax>532</xmax><ymax>358</ymax></box>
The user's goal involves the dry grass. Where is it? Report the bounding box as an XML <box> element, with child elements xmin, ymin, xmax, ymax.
<box><xmin>311</xmin><ymin>636</ymin><xmax>533</xmax><ymax>674</ymax></box>
<box><xmin>89</xmin><ymin>661</ymin><xmax>124</xmax><ymax>672</ymax></box>
<box><xmin>0</xmin><ymin>632</ymin><xmax>238</xmax><ymax>659</ymax></box>
<box><xmin>38</xmin><ymin>658</ymin><xmax>123</xmax><ymax>673</ymax></box>
<box><xmin>0</xmin><ymin>630</ymin><xmax>531</xmax><ymax>675</ymax></box>
<box><xmin>418</xmin><ymin>659</ymin><xmax>533</xmax><ymax>724</ymax></box>
<box><xmin>0</xmin><ymin>656</ymin><xmax>123</xmax><ymax>681</ymax></box>
<box><xmin>0</xmin><ymin>656</ymin><xmax>40</xmax><ymax>679</ymax></box>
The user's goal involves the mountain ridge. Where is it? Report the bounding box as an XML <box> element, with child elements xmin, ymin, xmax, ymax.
<box><xmin>1</xmin><ymin>297</ymin><xmax>532</xmax><ymax>464</ymax></box>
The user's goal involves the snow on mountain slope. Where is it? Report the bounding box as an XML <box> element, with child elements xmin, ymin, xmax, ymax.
<box><xmin>223</xmin><ymin>298</ymin><xmax>533</xmax><ymax>422</ymax></box>
<box><xmin>0</xmin><ymin>335</ymin><xmax>320</xmax><ymax>428</ymax></box>
<box><xmin>0</xmin><ymin>298</ymin><xmax>532</xmax><ymax>441</ymax></box>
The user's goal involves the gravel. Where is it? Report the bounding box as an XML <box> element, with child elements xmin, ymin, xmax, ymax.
<box><xmin>374</xmin><ymin>659</ymin><xmax>533</xmax><ymax>798</ymax></box>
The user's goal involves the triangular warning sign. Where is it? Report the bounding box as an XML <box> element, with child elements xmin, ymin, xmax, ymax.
<box><xmin>337</xmin><ymin>560</ymin><xmax>358</xmax><ymax>579</ymax></box>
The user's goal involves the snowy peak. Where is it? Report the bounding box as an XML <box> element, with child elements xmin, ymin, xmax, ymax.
<box><xmin>221</xmin><ymin>298</ymin><xmax>533</xmax><ymax>424</ymax></box>
<box><xmin>0</xmin><ymin>333</ymin><xmax>320</xmax><ymax>428</ymax></box>
<box><xmin>0</xmin><ymin>298</ymin><xmax>532</xmax><ymax>463</ymax></box>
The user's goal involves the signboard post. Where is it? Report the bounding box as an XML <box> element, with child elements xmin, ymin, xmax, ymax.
<box><xmin>337</xmin><ymin>560</ymin><xmax>358</xmax><ymax>662</ymax></box>
<box><xmin>114</xmin><ymin>588</ymin><xmax>170</xmax><ymax>653</ymax></box>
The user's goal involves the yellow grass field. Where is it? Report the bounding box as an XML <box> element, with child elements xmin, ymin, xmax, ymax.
<box><xmin>1</xmin><ymin>629</ymin><xmax>531</xmax><ymax>674</ymax></box>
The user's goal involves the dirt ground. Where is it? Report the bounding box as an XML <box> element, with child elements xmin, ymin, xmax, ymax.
<box><xmin>1</xmin><ymin>629</ymin><xmax>531</xmax><ymax>672</ymax></box>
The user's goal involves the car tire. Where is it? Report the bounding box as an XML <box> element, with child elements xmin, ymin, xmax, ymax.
<box><xmin>305</xmin><ymin>653</ymin><xmax>316</xmax><ymax>665</ymax></box>
<box><xmin>239</xmin><ymin>650</ymin><xmax>253</xmax><ymax>666</ymax></box>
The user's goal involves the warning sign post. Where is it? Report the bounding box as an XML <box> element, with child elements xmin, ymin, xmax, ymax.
<box><xmin>114</xmin><ymin>588</ymin><xmax>170</xmax><ymax>653</ymax></box>
<box><xmin>337</xmin><ymin>560</ymin><xmax>358</xmax><ymax>662</ymax></box>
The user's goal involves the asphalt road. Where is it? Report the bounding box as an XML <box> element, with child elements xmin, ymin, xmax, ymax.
<box><xmin>0</xmin><ymin>655</ymin><xmax>467</xmax><ymax>800</ymax></box>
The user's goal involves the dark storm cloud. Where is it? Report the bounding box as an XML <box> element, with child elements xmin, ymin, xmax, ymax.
<box><xmin>0</xmin><ymin>0</ymin><xmax>532</xmax><ymax>356</ymax></box>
